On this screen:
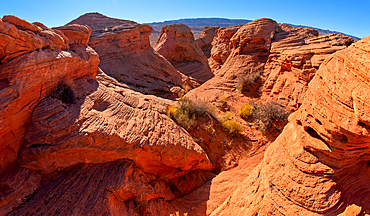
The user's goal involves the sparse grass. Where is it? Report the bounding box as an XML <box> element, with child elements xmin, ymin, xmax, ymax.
<box><xmin>167</xmin><ymin>98</ymin><xmax>215</xmax><ymax>130</ymax></box>
<box><xmin>52</xmin><ymin>82</ymin><xmax>76</xmax><ymax>104</ymax></box>
<box><xmin>239</xmin><ymin>103</ymin><xmax>254</xmax><ymax>119</ymax></box>
<box><xmin>252</xmin><ymin>101</ymin><xmax>290</xmax><ymax>131</ymax></box>
<box><xmin>220</xmin><ymin>112</ymin><xmax>242</xmax><ymax>136</ymax></box>
<box><xmin>237</xmin><ymin>69</ymin><xmax>262</xmax><ymax>93</ymax></box>
<box><xmin>216</xmin><ymin>94</ymin><xmax>228</xmax><ymax>111</ymax></box>
<box><xmin>170</xmin><ymin>212</ymin><xmax>188</xmax><ymax>216</ymax></box>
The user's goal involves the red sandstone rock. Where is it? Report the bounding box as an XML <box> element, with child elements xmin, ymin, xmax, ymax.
<box><xmin>204</xmin><ymin>36</ymin><xmax>370</xmax><ymax>215</ymax></box>
<box><xmin>18</xmin><ymin>70</ymin><xmax>212</xmax><ymax>177</ymax></box>
<box><xmin>195</xmin><ymin>26</ymin><xmax>220</xmax><ymax>58</ymax></box>
<box><xmin>69</xmin><ymin>13</ymin><xmax>192</xmax><ymax>97</ymax></box>
<box><xmin>54</xmin><ymin>24</ymin><xmax>91</xmax><ymax>47</ymax></box>
<box><xmin>186</xmin><ymin>18</ymin><xmax>278</xmax><ymax>101</ymax></box>
<box><xmin>187</xmin><ymin>21</ymin><xmax>353</xmax><ymax>114</ymax></box>
<box><xmin>0</xmin><ymin>16</ymin><xmax>99</xmax><ymax>176</ymax></box>
<box><xmin>261</xmin><ymin>25</ymin><xmax>354</xmax><ymax>111</ymax></box>
<box><xmin>154</xmin><ymin>24</ymin><xmax>214</xmax><ymax>83</ymax></box>
<box><xmin>208</xmin><ymin>25</ymin><xmax>242</xmax><ymax>72</ymax></box>
<box><xmin>0</xmin><ymin>15</ymin><xmax>69</xmax><ymax>63</ymax></box>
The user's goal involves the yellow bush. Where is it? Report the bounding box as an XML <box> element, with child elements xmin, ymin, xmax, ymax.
<box><xmin>222</xmin><ymin>119</ymin><xmax>242</xmax><ymax>136</ymax></box>
<box><xmin>167</xmin><ymin>105</ymin><xmax>177</xmax><ymax>117</ymax></box>
<box><xmin>239</xmin><ymin>103</ymin><xmax>254</xmax><ymax>119</ymax></box>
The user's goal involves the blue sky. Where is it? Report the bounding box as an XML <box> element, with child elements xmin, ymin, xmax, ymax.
<box><xmin>1</xmin><ymin>0</ymin><xmax>369</xmax><ymax>38</ymax></box>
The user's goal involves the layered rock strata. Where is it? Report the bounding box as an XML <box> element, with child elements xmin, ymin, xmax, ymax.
<box><xmin>187</xmin><ymin>20</ymin><xmax>353</xmax><ymax>112</ymax></box>
<box><xmin>261</xmin><ymin>24</ymin><xmax>354</xmax><ymax>110</ymax></box>
<box><xmin>195</xmin><ymin>26</ymin><xmax>220</xmax><ymax>58</ymax></box>
<box><xmin>208</xmin><ymin>25</ymin><xmax>242</xmax><ymax>72</ymax></box>
<box><xmin>0</xmin><ymin>15</ymin><xmax>98</xmax><ymax>176</ymax></box>
<box><xmin>205</xmin><ymin>36</ymin><xmax>370</xmax><ymax>215</ymax></box>
<box><xmin>69</xmin><ymin>13</ymin><xmax>192</xmax><ymax>97</ymax></box>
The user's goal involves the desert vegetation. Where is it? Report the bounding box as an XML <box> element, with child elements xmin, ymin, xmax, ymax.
<box><xmin>52</xmin><ymin>82</ymin><xmax>76</xmax><ymax>104</ymax></box>
<box><xmin>167</xmin><ymin>97</ymin><xmax>216</xmax><ymax>130</ymax></box>
<box><xmin>220</xmin><ymin>112</ymin><xmax>243</xmax><ymax>136</ymax></box>
<box><xmin>236</xmin><ymin>69</ymin><xmax>262</xmax><ymax>93</ymax></box>
<box><xmin>245</xmin><ymin>101</ymin><xmax>291</xmax><ymax>131</ymax></box>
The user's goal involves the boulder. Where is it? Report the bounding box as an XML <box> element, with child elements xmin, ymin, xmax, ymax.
<box><xmin>195</xmin><ymin>26</ymin><xmax>219</xmax><ymax>58</ymax></box>
<box><xmin>154</xmin><ymin>24</ymin><xmax>214</xmax><ymax>83</ymax></box>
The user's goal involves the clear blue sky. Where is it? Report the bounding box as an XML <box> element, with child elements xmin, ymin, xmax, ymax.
<box><xmin>1</xmin><ymin>0</ymin><xmax>369</xmax><ymax>38</ymax></box>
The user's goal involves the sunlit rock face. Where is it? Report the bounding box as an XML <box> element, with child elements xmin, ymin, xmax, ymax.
<box><xmin>154</xmin><ymin>23</ymin><xmax>214</xmax><ymax>83</ymax></box>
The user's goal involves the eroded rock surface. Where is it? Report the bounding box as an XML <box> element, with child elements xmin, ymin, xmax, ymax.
<box><xmin>261</xmin><ymin>24</ymin><xmax>354</xmax><ymax>110</ymax></box>
<box><xmin>69</xmin><ymin>13</ymin><xmax>191</xmax><ymax>97</ymax></box>
<box><xmin>0</xmin><ymin>15</ymin><xmax>98</xmax><ymax>176</ymax></box>
<box><xmin>195</xmin><ymin>26</ymin><xmax>219</xmax><ymax>58</ymax></box>
<box><xmin>20</xmin><ymin>70</ymin><xmax>212</xmax><ymax>177</ymax></box>
<box><xmin>154</xmin><ymin>24</ymin><xmax>214</xmax><ymax>83</ymax></box>
<box><xmin>186</xmin><ymin>18</ymin><xmax>278</xmax><ymax>101</ymax></box>
<box><xmin>187</xmin><ymin>20</ymin><xmax>353</xmax><ymax>113</ymax></box>
<box><xmin>208</xmin><ymin>25</ymin><xmax>242</xmax><ymax>72</ymax></box>
<box><xmin>207</xmin><ymin>36</ymin><xmax>370</xmax><ymax>215</ymax></box>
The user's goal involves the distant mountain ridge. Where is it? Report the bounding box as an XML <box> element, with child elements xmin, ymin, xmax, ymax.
<box><xmin>144</xmin><ymin>18</ymin><xmax>360</xmax><ymax>42</ymax></box>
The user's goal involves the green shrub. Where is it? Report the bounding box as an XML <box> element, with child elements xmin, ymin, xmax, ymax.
<box><xmin>237</xmin><ymin>69</ymin><xmax>261</xmax><ymax>92</ymax></box>
<box><xmin>252</xmin><ymin>101</ymin><xmax>290</xmax><ymax>131</ymax></box>
<box><xmin>239</xmin><ymin>103</ymin><xmax>254</xmax><ymax>119</ymax></box>
<box><xmin>168</xmin><ymin>98</ymin><xmax>215</xmax><ymax>129</ymax></box>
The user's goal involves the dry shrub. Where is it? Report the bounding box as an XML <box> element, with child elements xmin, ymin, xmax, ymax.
<box><xmin>252</xmin><ymin>101</ymin><xmax>290</xmax><ymax>131</ymax></box>
<box><xmin>215</xmin><ymin>94</ymin><xmax>228</xmax><ymax>111</ymax></box>
<box><xmin>167</xmin><ymin>98</ymin><xmax>215</xmax><ymax>130</ymax></box>
<box><xmin>52</xmin><ymin>82</ymin><xmax>76</xmax><ymax>104</ymax></box>
<box><xmin>237</xmin><ymin>69</ymin><xmax>261</xmax><ymax>92</ymax></box>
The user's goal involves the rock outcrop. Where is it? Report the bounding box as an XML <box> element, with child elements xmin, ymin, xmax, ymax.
<box><xmin>0</xmin><ymin>15</ymin><xmax>216</xmax><ymax>216</ymax></box>
<box><xmin>195</xmin><ymin>26</ymin><xmax>219</xmax><ymax>58</ymax></box>
<box><xmin>154</xmin><ymin>24</ymin><xmax>214</xmax><ymax>83</ymax></box>
<box><xmin>69</xmin><ymin>13</ymin><xmax>192</xmax><ymax>97</ymax></box>
<box><xmin>204</xmin><ymin>36</ymin><xmax>370</xmax><ymax>215</ymax></box>
<box><xmin>187</xmin><ymin>20</ymin><xmax>353</xmax><ymax>113</ymax></box>
<box><xmin>261</xmin><ymin>24</ymin><xmax>354</xmax><ymax>110</ymax></box>
<box><xmin>19</xmin><ymin>70</ymin><xmax>212</xmax><ymax>177</ymax></box>
<box><xmin>186</xmin><ymin>18</ymin><xmax>278</xmax><ymax>101</ymax></box>
<box><xmin>0</xmin><ymin>15</ymin><xmax>98</xmax><ymax>176</ymax></box>
<box><xmin>208</xmin><ymin>25</ymin><xmax>242</xmax><ymax>72</ymax></box>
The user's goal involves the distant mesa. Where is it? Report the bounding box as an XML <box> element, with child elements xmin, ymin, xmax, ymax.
<box><xmin>145</xmin><ymin>18</ymin><xmax>361</xmax><ymax>43</ymax></box>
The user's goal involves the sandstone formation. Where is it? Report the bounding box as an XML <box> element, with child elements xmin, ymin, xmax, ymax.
<box><xmin>19</xmin><ymin>69</ymin><xmax>212</xmax><ymax>177</ymax></box>
<box><xmin>1</xmin><ymin>13</ymin><xmax>368</xmax><ymax>216</ymax></box>
<box><xmin>154</xmin><ymin>24</ymin><xmax>214</xmax><ymax>83</ymax></box>
<box><xmin>186</xmin><ymin>18</ymin><xmax>279</xmax><ymax>101</ymax></box>
<box><xmin>208</xmin><ymin>25</ymin><xmax>242</xmax><ymax>72</ymax></box>
<box><xmin>187</xmin><ymin>20</ymin><xmax>353</xmax><ymax>113</ymax></box>
<box><xmin>195</xmin><ymin>26</ymin><xmax>220</xmax><ymax>58</ymax></box>
<box><xmin>261</xmin><ymin>24</ymin><xmax>354</xmax><ymax>110</ymax></box>
<box><xmin>202</xmin><ymin>36</ymin><xmax>370</xmax><ymax>215</ymax></box>
<box><xmin>69</xmin><ymin>13</ymin><xmax>192</xmax><ymax>97</ymax></box>
<box><xmin>0</xmin><ymin>15</ymin><xmax>216</xmax><ymax>216</ymax></box>
<box><xmin>0</xmin><ymin>15</ymin><xmax>98</xmax><ymax>176</ymax></box>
